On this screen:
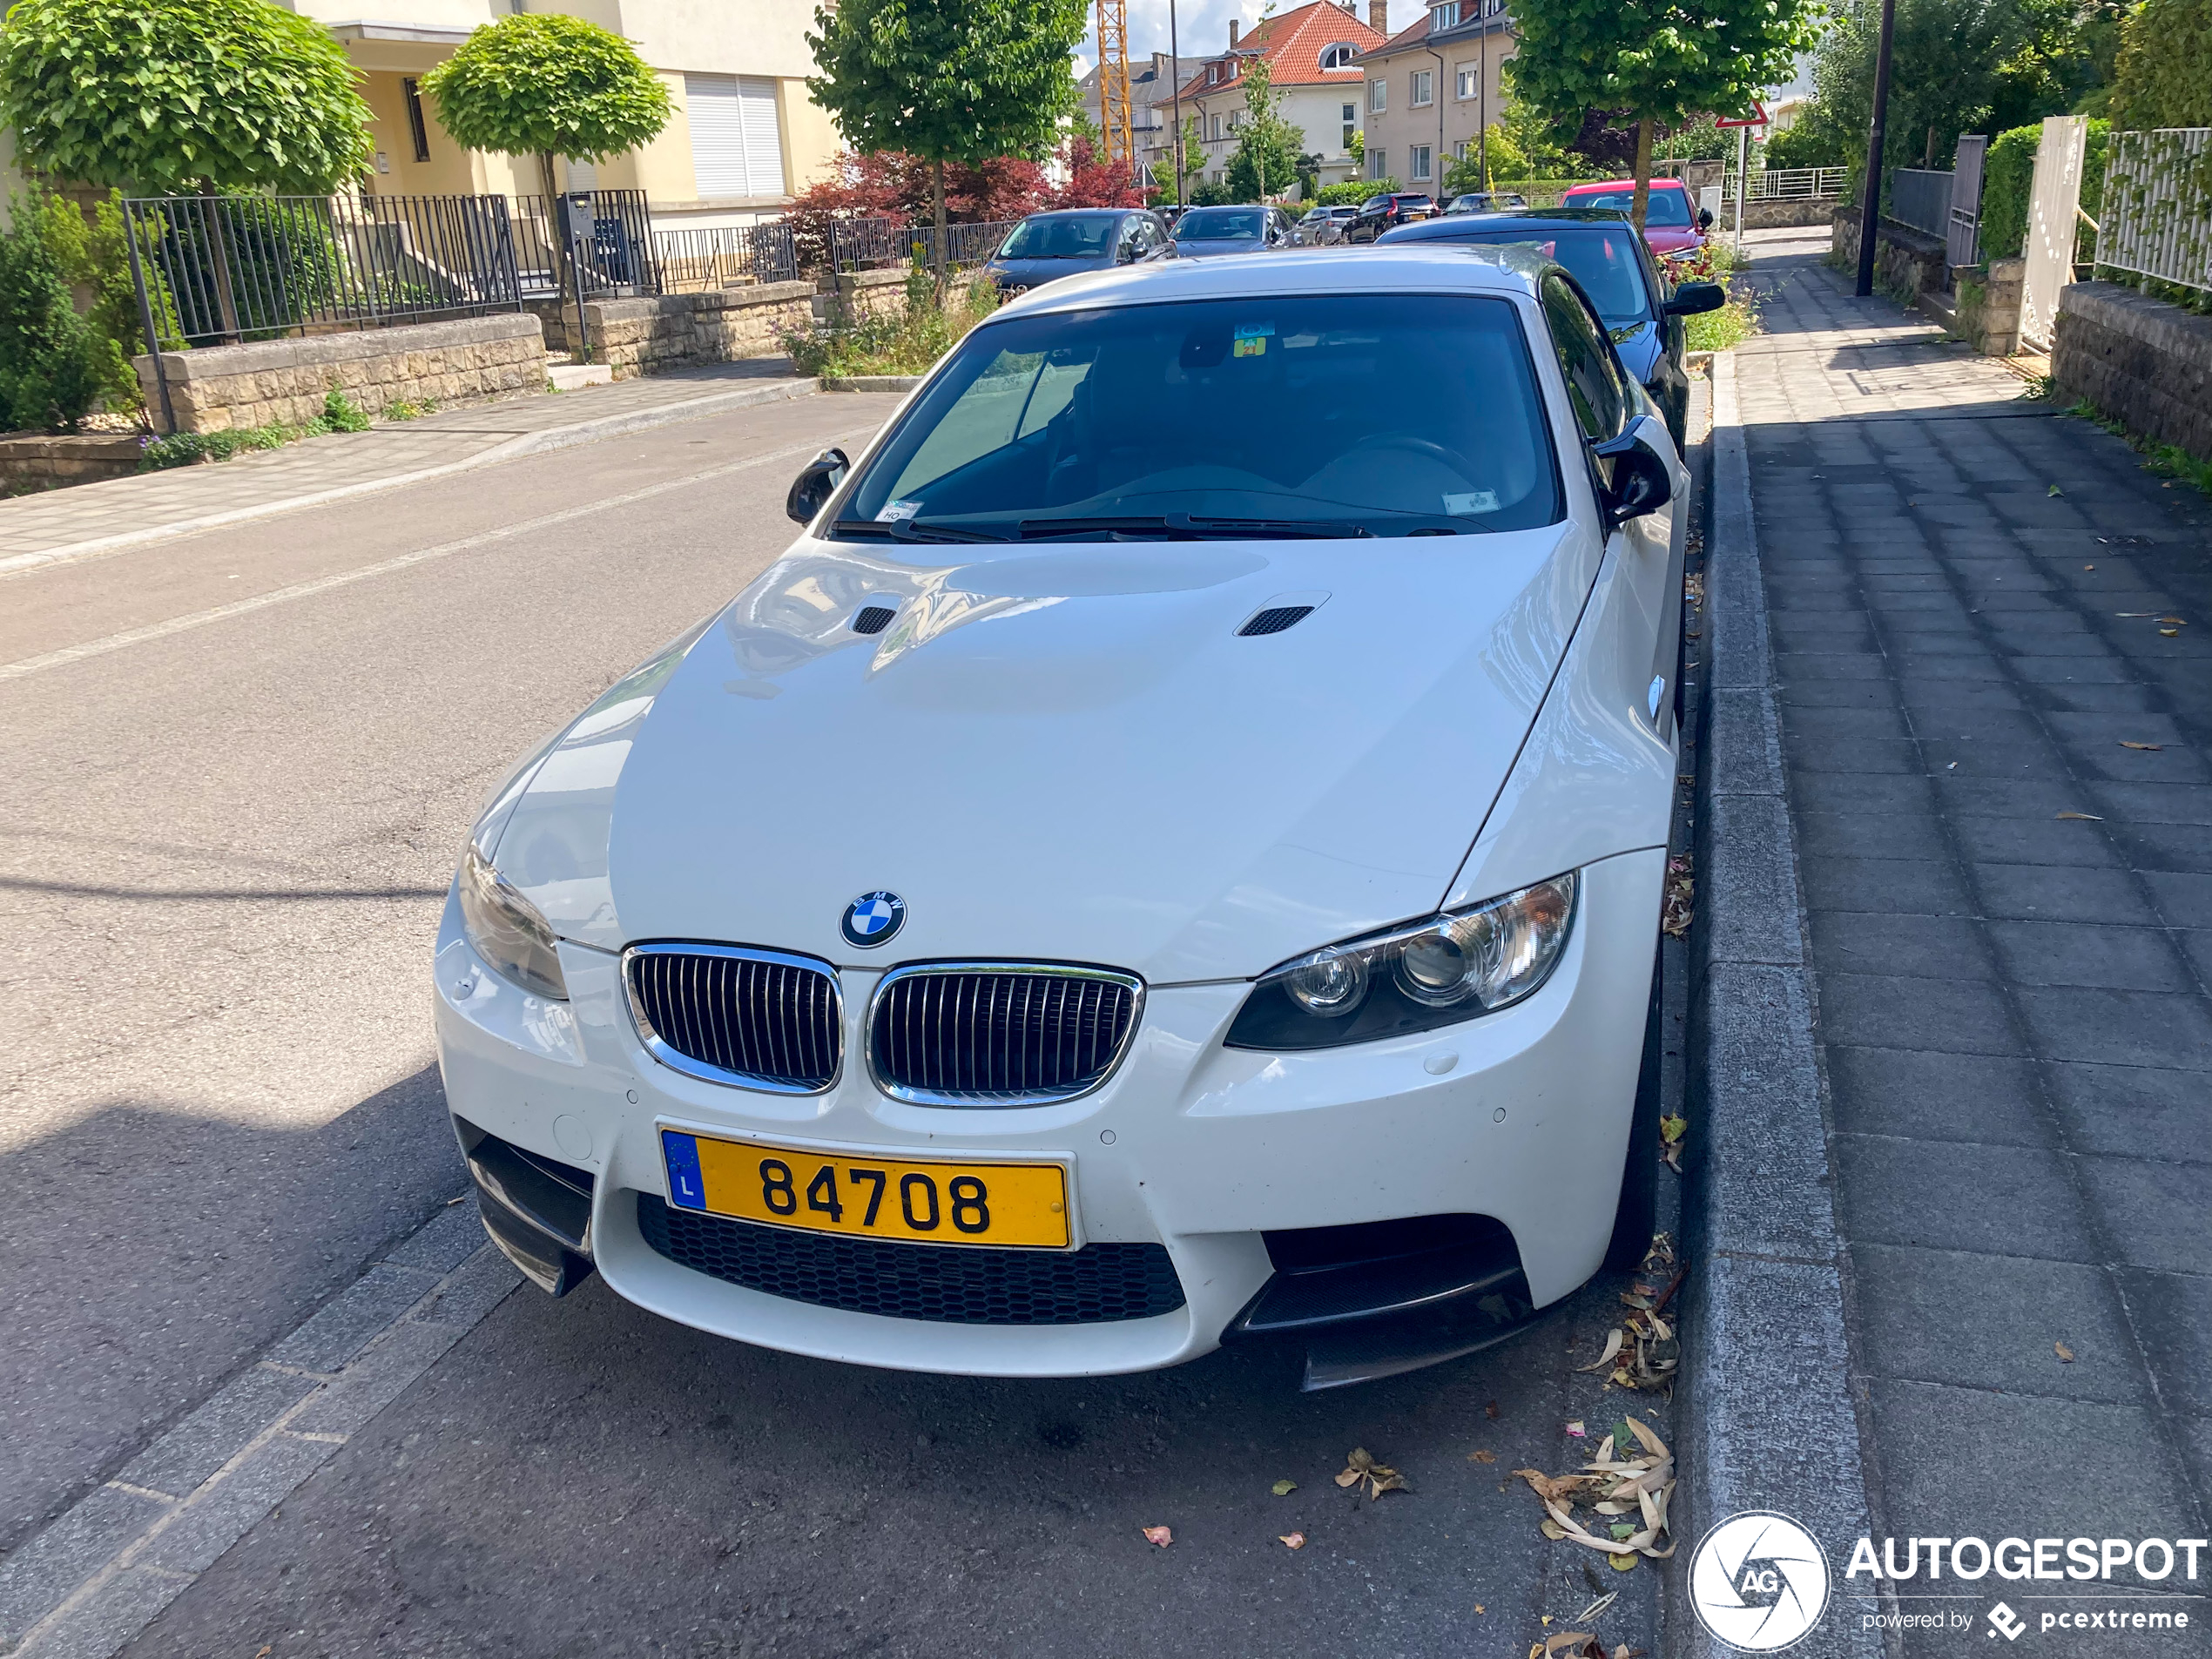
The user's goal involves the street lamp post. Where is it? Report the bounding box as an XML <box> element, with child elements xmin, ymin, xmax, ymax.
<box><xmin>1854</xmin><ymin>0</ymin><xmax>1898</xmax><ymax>297</ymax></box>
<box><xmin>1170</xmin><ymin>0</ymin><xmax>1184</xmax><ymax>209</ymax></box>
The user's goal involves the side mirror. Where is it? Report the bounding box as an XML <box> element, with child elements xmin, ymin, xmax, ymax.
<box><xmin>786</xmin><ymin>446</ymin><xmax>849</xmax><ymax>524</ymax></box>
<box><xmin>1664</xmin><ymin>280</ymin><xmax>1726</xmax><ymax>316</ymax></box>
<box><xmin>1117</xmin><ymin>240</ymin><xmax>1140</xmax><ymax>262</ymax></box>
<box><xmin>1696</xmin><ymin>208</ymin><xmax>1716</xmax><ymax>231</ymax></box>
<box><xmin>1592</xmin><ymin>417</ymin><xmax>1675</xmax><ymax>528</ymax></box>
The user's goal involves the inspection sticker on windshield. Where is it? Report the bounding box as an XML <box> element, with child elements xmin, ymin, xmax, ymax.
<box><xmin>1444</xmin><ymin>490</ymin><xmax>1501</xmax><ymax>515</ymax></box>
<box><xmin>875</xmin><ymin>499</ymin><xmax>922</xmax><ymax>523</ymax></box>
<box><xmin>1233</xmin><ymin>321</ymin><xmax>1273</xmax><ymax>358</ymax></box>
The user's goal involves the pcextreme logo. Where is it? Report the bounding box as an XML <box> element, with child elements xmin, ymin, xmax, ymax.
<box><xmin>1689</xmin><ymin>1512</ymin><xmax>1833</xmax><ymax>1651</ymax></box>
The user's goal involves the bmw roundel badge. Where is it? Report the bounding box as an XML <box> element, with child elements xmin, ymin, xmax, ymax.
<box><xmin>841</xmin><ymin>890</ymin><xmax>906</xmax><ymax>949</ymax></box>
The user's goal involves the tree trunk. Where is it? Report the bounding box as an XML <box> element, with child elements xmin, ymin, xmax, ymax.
<box><xmin>540</xmin><ymin>150</ymin><xmax>576</xmax><ymax>345</ymax></box>
<box><xmin>931</xmin><ymin>158</ymin><xmax>948</xmax><ymax>305</ymax></box>
<box><xmin>198</xmin><ymin>183</ymin><xmax>242</xmax><ymax>345</ymax></box>
<box><xmin>1629</xmin><ymin>118</ymin><xmax>1654</xmax><ymax>235</ymax></box>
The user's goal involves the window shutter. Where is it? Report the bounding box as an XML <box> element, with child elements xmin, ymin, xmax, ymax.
<box><xmin>686</xmin><ymin>73</ymin><xmax>786</xmax><ymax>199</ymax></box>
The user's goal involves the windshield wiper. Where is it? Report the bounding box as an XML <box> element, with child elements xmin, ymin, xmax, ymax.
<box><xmin>1015</xmin><ymin>514</ymin><xmax>1375</xmax><ymax>541</ymax></box>
<box><xmin>827</xmin><ymin>516</ymin><xmax>1011</xmax><ymax>544</ymax></box>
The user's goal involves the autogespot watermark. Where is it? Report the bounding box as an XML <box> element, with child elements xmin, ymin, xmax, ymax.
<box><xmin>1689</xmin><ymin>1514</ymin><xmax>2208</xmax><ymax>1650</ymax></box>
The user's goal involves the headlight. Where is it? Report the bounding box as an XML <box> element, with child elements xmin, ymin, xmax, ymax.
<box><xmin>457</xmin><ymin>844</ymin><xmax>568</xmax><ymax>1000</ymax></box>
<box><xmin>1224</xmin><ymin>873</ymin><xmax>1576</xmax><ymax>1051</ymax></box>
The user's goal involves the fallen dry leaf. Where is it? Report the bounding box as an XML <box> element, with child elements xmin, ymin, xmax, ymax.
<box><xmin>2161</xmin><ymin>628</ymin><xmax>2180</xmax><ymax>637</ymax></box>
<box><xmin>2048</xmin><ymin>483</ymin><xmax>2064</xmax><ymax>496</ymax></box>
<box><xmin>1271</xmin><ymin>1478</ymin><xmax>1297</xmax><ymax>1495</ymax></box>
<box><xmin>1337</xmin><ymin>1447</ymin><xmax>1408</xmax><ymax>1500</ymax></box>
<box><xmin>1576</xmin><ymin>1329</ymin><xmax>1627</xmax><ymax>1374</ymax></box>
<box><xmin>2056</xmin><ymin>811</ymin><xmax>2104</xmax><ymax>821</ymax></box>
<box><xmin>2056</xmin><ymin>1341</ymin><xmax>2077</xmax><ymax>1362</ymax></box>
<box><xmin>1659</xmin><ymin>1115</ymin><xmax>1686</xmax><ymax>1144</ymax></box>
<box><xmin>2117</xmin><ymin>611</ymin><xmax>2154</xmax><ymax>617</ymax></box>
<box><xmin>1541</xmin><ymin>1633</ymin><xmax>1605</xmax><ymax>1658</ymax></box>
<box><xmin>1279</xmin><ymin>1531</ymin><xmax>1306</xmax><ymax>1549</ymax></box>
<box><xmin>1661</xmin><ymin>853</ymin><xmax>1694</xmax><ymax>939</ymax></box>
<box><xmin>1609</xmin><ymin>1551</ymin><xmax>1640</xmax><ymax>1570</ymax></box>
<box><xmin>1143</xmin><ymin>1525</ymin><xmax>1173</xmax><ymax>1548</ymax></box>
<box><xmin>2161</xmin><ymin>617</ymin><xmax>2186</xmax><ymax>624</ymax></box>
<box><xmin>1470</xmin><ymin>1448</ymin><xmax>1498</xmax><ymax>1464</ymax></box>
<box><xmin>1615</xmin><ymin>1647</ymin><xmax>1649</xmax><ymax>1659</ymax></box>
<box><xmin>2120</xmin><ymin>741</ymin><xmax>2164</xmax><ymax>751</ymax></box>
<box><xmin>1574</xmin><ymin>1591</ymin><xmax>1619</xmax><ymax>1624</ymax></box>
<box><xmin>1475</xmin><ymin>1604</ymin><xmax>1487</xmax><ymax>1614</ymax></box>
<box><xmin>2084</xmin><ymin>563</ymin><xmax>2095</xmax><ymax>570</ymax></box>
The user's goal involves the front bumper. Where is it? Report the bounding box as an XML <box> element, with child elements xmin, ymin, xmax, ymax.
<box><xmin>434</xmin><ymin>846</ymin><xmax>1663</xmax><ymax>1378</ymax></box>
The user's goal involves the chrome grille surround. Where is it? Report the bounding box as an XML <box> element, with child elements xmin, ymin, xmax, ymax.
<box><xmin>867</xmin><ymin>963</ymin><xmax>1144</xmax><ymax>1108</ymax></box>
<box><xmin>623</xmin><ymin>943</ymin><xmax>842</xmax><ymax>1095</ymax></box>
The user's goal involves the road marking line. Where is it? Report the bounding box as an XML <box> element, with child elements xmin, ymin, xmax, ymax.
<box><xmin>0</xmin><ymin>433</ymin><xmax>860</xmax><ymax>685</ymax></box>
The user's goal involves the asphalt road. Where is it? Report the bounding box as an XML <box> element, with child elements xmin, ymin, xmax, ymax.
<box><xmin>2</xmin><ymin>390</ymin><xmax>1686</xmax><ymax>1658</ymax></box>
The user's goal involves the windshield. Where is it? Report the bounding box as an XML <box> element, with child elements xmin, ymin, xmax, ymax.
<box><xmin>833</xmin><ymin>294</ymin><xmax>1561</xmax><ymax>539</ymax></box>
<box><xmin>1430</xmin><ymin>227</ymin><xmax>1652</xmax><ymax>325</ymax></box>
<box><xmin>999</xmin><ymin>215</ymin><xmax>1121</xmax><ymax>258</ymax></box>
<box><xmin>1568</xmin><ymin>188</ymin><xmax>1692</xmax><ymax>226</ymax></box>
<box><xmin>1177</xmin><ymin>208</ymin><xmax>1264</xmax><ymax>240</ymax></box>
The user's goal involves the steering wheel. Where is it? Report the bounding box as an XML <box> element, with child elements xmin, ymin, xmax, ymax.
<box><xmin>1345</xmin><ymin>433</ymin><xmax>1480</xmax><ymax>480</ymax></box>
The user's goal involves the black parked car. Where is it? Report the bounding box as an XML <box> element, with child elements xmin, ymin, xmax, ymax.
<box><xmin>1347</xmin><ymin>192</ymin><xmax>1438</xmax><ymax>241</ymax></box>
<box><xmin>981</xmin><ymin>208</ymin><xmax>1170</xmax><ymax>297</ymax></box>
<box><xmin>1376</xmin><ymin>206</ymin><xmax>1723</xmax><ymax>447</ymax></box>
<box><xmin>1167</xmin><ymin>204</ymin><xmax>1295</xmax><ymax>257</ymax></box>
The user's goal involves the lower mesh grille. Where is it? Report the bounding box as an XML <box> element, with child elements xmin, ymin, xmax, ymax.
<box><xmin>636</xmin><ymin>1195</ymin><xmax>1185</xmax><ymax>1325</ymax></box>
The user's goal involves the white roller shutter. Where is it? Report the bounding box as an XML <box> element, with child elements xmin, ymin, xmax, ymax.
<box><xmin>685</xmin><ymin>73</ymin><xmax>786</xmax><ymax>199</ymax></box>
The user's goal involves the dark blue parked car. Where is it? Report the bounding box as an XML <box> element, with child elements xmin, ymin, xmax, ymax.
<box><xmin>1377</xmin><ymin>207</ymin><xmax>1723</xmax><ymax>448</ymax></box>
<box><xmin>980</xmin><ymin>208</ymin><xmax>1170</xmax><ymax>298</ymax></box>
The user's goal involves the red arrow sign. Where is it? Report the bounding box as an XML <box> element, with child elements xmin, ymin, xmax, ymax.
<box><xmin>1716</xmin><ymin>99</ymin><xmax>1770</xmax><ymax>128</ymax></box>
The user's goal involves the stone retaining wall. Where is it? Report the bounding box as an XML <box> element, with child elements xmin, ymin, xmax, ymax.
<box><xmin>133</xmin><ymin>314</ymin><xmax>545</xmax><ymax>435</ymax></box>
<box><xmin>1938</xmin><ymin>258</ymin><xmax>2026</xmax><ymax>356</ymax></box>
<box><xmin>0</xmin><ymin>433</ymin><xmax>146</xmax><ymax>494</ymax></box>
<box><xmin>583</xmin><ymin>281</ymin><xmax>818</xmax><ymax>377</ymax></box>
<box><xmin>2054</xmin><ymin>281</ymin><xmax>2212</xmax><ymax>462</ymax></box>
<box><xmin>1735</xmin><ymin>197</ymin><xmax>1838</xmax><ymax>229</ymax></box>
<box><xmin>1830</xmin><ymin>206</ymin><xmax>1949</xmax><ymax>301</ymax></box>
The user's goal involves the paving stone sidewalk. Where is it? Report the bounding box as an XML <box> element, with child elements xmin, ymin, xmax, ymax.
<box><xmin>1734</xmin><ymin>242</ymin><xmax>2212</xmax><ymax>1644</ymax></box>
<box><xmin>0</xmin><ymin>359</ymin><xmax>811</xmax><ymax>572</ymax></box>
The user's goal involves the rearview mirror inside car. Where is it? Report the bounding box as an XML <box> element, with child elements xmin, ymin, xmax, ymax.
<box><xmin>1592</xmin><ymin>419</ymin><xmax>1674</xmax><ymax>529</ymax></box>
<box><xmin>1664</xmin><ymin>280</ymin><xmax>1726</xmax><ymax>316</ymax></box>
<box><xmin>786</xmin><ymin>447</ymin><xmax>849</xmax><ymax>524</ymax></box>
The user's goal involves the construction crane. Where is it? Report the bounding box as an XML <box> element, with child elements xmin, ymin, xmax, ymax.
<box><xmin>1095</xmin><ymin>0</ymin><xmax>1136</xmax><ymax>172</ymax></box>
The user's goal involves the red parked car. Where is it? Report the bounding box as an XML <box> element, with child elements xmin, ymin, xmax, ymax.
<box><xmin>1556</xmin><ymin>178</ymin><xmax>1714</xmax><ymax>260</ymax></box>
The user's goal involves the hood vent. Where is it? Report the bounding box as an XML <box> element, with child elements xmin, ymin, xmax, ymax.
<box><xmin>1239</xmin><ymin>605</ymin><xmax>1315</xmax><ymax>637</ymax></box>
<box><xmin>852</xmin><ymin>604</ymin><xmax>898</xmax><ymax>636</ymax></box>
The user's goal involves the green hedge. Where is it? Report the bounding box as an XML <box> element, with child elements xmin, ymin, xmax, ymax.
<box><xmin>1975</xmin><ymin>119</ymin><xmax>2107</xmax><ymax>264</ymax></box>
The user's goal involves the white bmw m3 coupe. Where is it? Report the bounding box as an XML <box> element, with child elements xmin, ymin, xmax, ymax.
<box><xmin>435</xmin><ymin>245</ymin><xmax>1689</xmax><ymax>1390</ymax></box>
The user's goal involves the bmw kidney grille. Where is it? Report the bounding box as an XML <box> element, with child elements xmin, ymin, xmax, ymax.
<box><xmin>869</xmin><ymin>966</ymin><xmax>1142</xmax><ymax>1106</ymax></box>
<box><xmin>624</xmin><ymin>945</ymin><xmax>841</xmax><ymax>1093</ymax></box>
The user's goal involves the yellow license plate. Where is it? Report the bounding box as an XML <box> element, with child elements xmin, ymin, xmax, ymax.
<box><xmin>659</xmin><ymin>1128</ymin><xmax>1071</xmax><ymax>1249</ymax></box>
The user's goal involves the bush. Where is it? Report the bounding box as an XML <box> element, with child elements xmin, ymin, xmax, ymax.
<box><xmin>1309</xmin><ymin>178</ymin><xmax>1397</xmax><ymax>207</ymax></box>
<box><xmin>2108</xmin><ymin>0</ymin><xmax>2212</xmax><ymax>129</ymax></box>
<box><xmin>0</xmin><ymin>198</ymin><xmax>107</xmax><ymax>433</ymax></box>
<box><xmin>138</xmin><ymin>387</ymin><xmax>372</xmax><ymax>468</ymax></box>
<box><xmin>1976</xmin><ymin>118</ymin><xmax>2107</xmax><ymax>262</ymax></box>
<box><xmin>33</xmin><ymin>190</ymin><xmax>144</xmax><ymax>409</ymax></box>
<box><xmin>780</xmin><ymin>280</ymin><xmax>997</xmax><ymax>379</ymax></box>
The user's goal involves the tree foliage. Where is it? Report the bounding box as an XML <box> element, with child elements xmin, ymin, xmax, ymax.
<box><xmin>0</xmin><ymin>0</ymin><xmax>373</xmax><ymax>193</ymax></box>
<box><xmin>1052</xmin><ymin>132</ymin><xmax>1146</xmax><ymax>207</ymax></box>
<box><xmin>421</xmin><ymin>13</ymin><xmax>671</xmax><ymax>163</ymax></box>
<box><xmin>32</xmin><ymin>191</ymin><xmax>141</xmax><ymax>407</ymax></box>
<box><xmin>806</xmin><ymin>0</ymin><xmax>1087</xmax><ymax>170</ymax></box>
<box><xmin>2107</xmin><ymin>0</ymin><xmax>2212</xmax><ymax>128</ymax></box>
<box><xmin>0</xmin><ymin>197</ymin><xmax>106</xmax><ymax>433</ymax></box>
<box><xmin>1224</xmin><ymin>51</ymin><xmax>1301</xmax><ymax>199</ymax></box>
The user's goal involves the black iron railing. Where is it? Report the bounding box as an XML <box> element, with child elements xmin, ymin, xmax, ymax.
<box><xmin>655</xmin><ymin>221</ymin><xmax>801</xmax><ymax>290</ymax></box>
<box><xmin>510</xmin><ymin>191</ymin><xmax>662</xmax><ymax>298</ymax></box>
<box><xmin>814</xmin><ymin>218</ymin><xmax>1020</xmax><ymax>274</ymax></box>
<box><xmin>123</xmin><ymin>192</ymin><xmax>523</xmax><ymax>352</ymax></box>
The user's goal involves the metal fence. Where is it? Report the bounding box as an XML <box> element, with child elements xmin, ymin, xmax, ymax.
<box><xmin>511</xmin><ymin>190</ymin><xmax>661</xmax><ymax>297</ymax></box>
<box><xmin>656</xmin><ymin>222</ymin><xmax>801</xmax><ymax>290</ymax></box>
<box><xmin>814</xmin><ymin>217</ymin><xmax>1020</xmax><ymax>273</ymax></box>
<box><xmin>1723</xmin><ymin>166</ymin><xmax>1849</xmax><ymax>202</ymax></box>
<box><xmin>1889</xmin><ymin>168</ymin><xmax>1957</xmax><ymax>237</ymax></box>
<box><xmin>123</xmin><ymin>192</ymin><xmax>523</xmax><ymax>353</ymax></box>
<box><xmin>2098</xmin><ymin>126</ymin><xmax>2212</xmax><ymax>295</ymax></box>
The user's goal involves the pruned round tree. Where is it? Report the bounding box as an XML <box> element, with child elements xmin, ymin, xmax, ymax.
<box><xmin>808</xmin><ymin>0</ymin><xmax>1087</xmax><ymax>288</ymax></box>
<box><xmin>421</xmin><ymin>12</ymin><xmax>673</xmax><ymax>206</ymax></box>
<box><xmin>0</xmin><ymin>0</ymin><xmax>374</xmax><ymax>193</ymax></box>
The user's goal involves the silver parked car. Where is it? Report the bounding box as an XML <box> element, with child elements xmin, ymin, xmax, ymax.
<box><xmin>1291</xmin><ymin>204</ymin><xmax>1359</xmax><ymax>246</ymax></box>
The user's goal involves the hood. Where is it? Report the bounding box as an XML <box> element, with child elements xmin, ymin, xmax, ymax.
<box><xmin>988</xmin><ymin>253</ymin><xmax>1116</xmax><ymax>286</ymax></box>
<box><xmin>1645</xmin><ymin>226</ymin><xmax>1703</xmax><ymax>254</ymax></box>
<box><xmin>491</xmin><ymin>529</ymin><xmax>1602</xmax><ymax>984</ymax></box>
<box><xmin>1171</xmin><ymin>239</ymin><xmax>1264</xmax><ymax>259</ymax></box>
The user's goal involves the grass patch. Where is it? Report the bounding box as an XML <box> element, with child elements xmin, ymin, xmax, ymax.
<box><xmin>1669</xmin><ymin>241</ymin><xmax>1762</xmax><ymax>353</ymax></box>
<box><xmin>140</xmin><ymin>390</ymin><xmax>369</xmax><ymax>470</ymax></box>
<box><xmin>781</xmin><ymin>271</ymin><xmax>998</xmax><ymax>379</ymax></box>
<box><xmin>381</xmin><ymin>397</ymin><xmax>439</xmax><ymax>421</ymax></box>
<box><xmin>2066</xmin><ymin>397</ymin><xmax>2212</xmax><ymax>498</ymax></box>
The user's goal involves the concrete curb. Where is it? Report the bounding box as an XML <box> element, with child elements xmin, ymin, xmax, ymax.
<box><xmin>0</xmin><ymin>1196</ymin><xmax>519</xmax><ymax>1659</ymax></box>
<box><xmin>821</xmin><ymin>374</ymin><xmax>923</xmax><ymax>394</ymax></box>
<box><xmin>1671</xmin><ymin>350</ymin><xmax>1881</xmax><ymax>1658</ymax></box>
<box><xmin>0</xmin><ymin>376</ymin><xmax>820</xmax><ymax>582</ymax></box>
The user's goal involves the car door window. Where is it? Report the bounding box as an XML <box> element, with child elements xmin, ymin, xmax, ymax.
<box><xmin>1541</xmin><ymin>274</ymin><xmax>1627</xmax><ymax>442</ymax></box>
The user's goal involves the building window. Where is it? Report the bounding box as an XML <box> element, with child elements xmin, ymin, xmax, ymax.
<box><xmin>1210</xmin><ymin>112</ymin><xmax>1224</xmax><ymax>140</ymax></box>
<box><xmin>1456</xmin><ymin>64</ymin><xmax>1478</xmax><ymax>99</ymax></box>
<box><xmin>1342</xmin><ymin>101</ymin><xmax>1358</xmax><ymax>151</ymax></box>
<box><xmin>1410</xmin><ymin>144</ymin><xmax>1432</xmax><ymax>179</ymax></box>
<box><xmin>1410</xmin><ymin>69</ymin><xmax>1433</xmax><ymax>106</ymax></box>
<box><xmin>1430</xmin><ymin>2</ymin><xmax>1460</xmax><ymax>25</ymax></box>
<box><xmin>1319</xmin><ymin>42</ymin><xmax>1359</xmax><ymax>68</ymax></box>
<box><xmin>1368</xmin><ymin>148</ymin><xmax>1387</xmax><ymax>179</ymax></box>
<box><xmin>1369</xmin><ymin>78</ymin><xmax>1386</xmax><ymax>113</ymax></box>
<box><xmin>401</xmin><ymin>78</ymin><xmax>431</xmax><ymax>162</ymax></box>
<box><xmin>685</xmin><ymin>73</ymin><xmax>786</xmax><ymax>199</ymax></box>
<box><xmin>1454</xmin><ymin>138</ymin><xmax>1471</xmax><ymax>159</ymax></box>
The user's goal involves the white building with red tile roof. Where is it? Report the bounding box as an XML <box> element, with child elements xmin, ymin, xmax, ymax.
<box><xmin>1176</xmin><ymin>0</ymin><xmax>1391</xmax><ymax>194</ymax></box>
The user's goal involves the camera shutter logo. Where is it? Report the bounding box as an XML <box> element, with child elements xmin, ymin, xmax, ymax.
<box><xmin>1987</xmin><ymin>1602</ymin><xmax>2027</xmax><ymax>1642</ymax></box>
<box><xmin>1689</xmin><ymin>1511</ymin><xmax>1831</xmax><ymax>1651</ymax></box>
